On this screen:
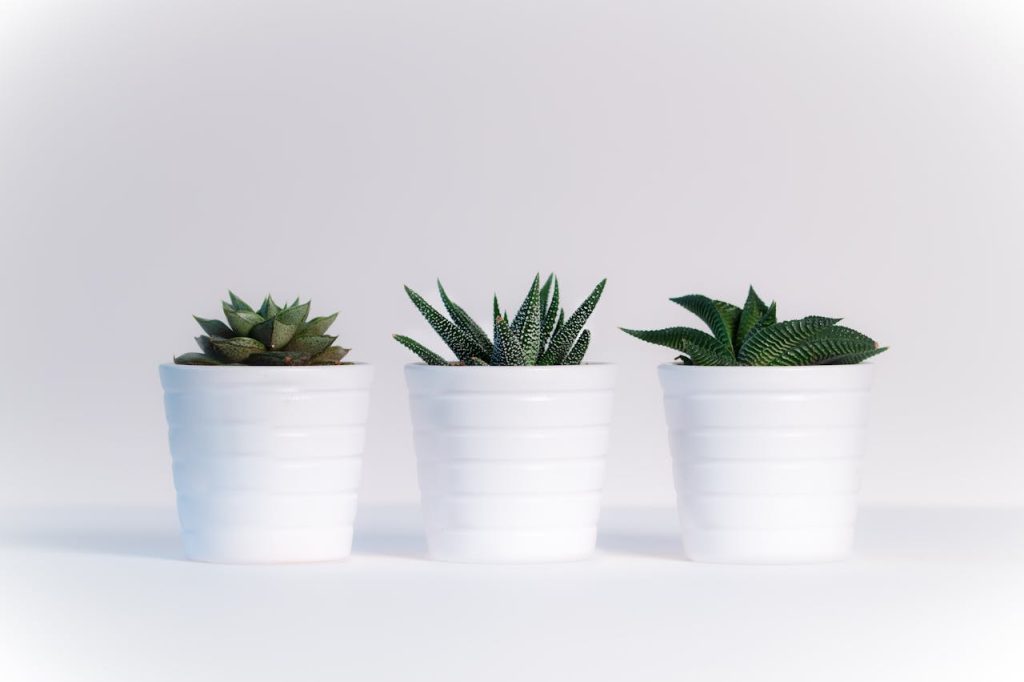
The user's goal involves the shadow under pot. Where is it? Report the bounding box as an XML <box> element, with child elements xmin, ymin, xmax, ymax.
<box><xmin>659</xmin><ymin>363</ymin><xmax>874</xmax><ymax>564</ymax></box>
<box><xmin>405</xmin><ymin>363</ymin><xmax>616</xmax><ymax>563</ymax></box>
<box><xmin>159</xmin><ymin>363</ymin><xmax>374</xmax><ymax>563</ymax></box>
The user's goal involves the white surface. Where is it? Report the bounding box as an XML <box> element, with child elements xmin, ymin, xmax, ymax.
<box><xmin>407</xmin><ymin>363</ymin><xmax>615</xmax><ymax>562</ymax></box>
<box><xmin>160</xmin><ymin>364</ymin><xmax>373</xmax><ymax>563</ymax></box>
<box><xmin>1</xmin><ymin>505</ymin><xmax>1022</xmax><ymax>681</ymax></box>
<box><xmin>660</xmin><ymin>364</ymin><xmax>872</xmax><ymax>563</ymax></box>
<box><xmin>2</xmin><ymin>0</ymin><xmax>1023</xmax><ymax>513</ymax></box>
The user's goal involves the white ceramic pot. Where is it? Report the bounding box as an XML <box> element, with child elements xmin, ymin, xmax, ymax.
<box><xmin>159</xmin><ymin>363</ymin><xmax>373</xmax><ymax>563</ymax></box>
<box><xmin>659</xmin><ymin>363</ymin><xmax>874</xmax><ymax>564</ymax></box>
<box><xmin>405</xmin><ymin>364</ymin><xmax>616</xmax><ymax>563</ymax></box>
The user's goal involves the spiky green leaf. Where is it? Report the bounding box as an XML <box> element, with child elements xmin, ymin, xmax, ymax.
<box><xmin>538</xmin><ymin>279</ymin><xmax>606</xmax><ymax>365</ymax></box>
<box><xmin>670</xmin><ymin>294</ymin><xmax>741</xmax><ymax>358</ymax></box>
<box><xmin>737</xmin><ymin>316</ymin><xmax>840</xmax><ymax>365</ymax></box>
<box><xmin>195</xmin><ymin>335</ymin><xmax>217</xmax><ymax>356</ymax></box>
<box><xmin>258</xmin><ymin>295</ymin><xmax>281</xmax><ymax>318</ymax></box>
<box><xmin>277</xmin><ymin>301</ymin><xmax>311</xmax><ymax>326</ymax></box>
<box><xmin>511</xmin><ymin>274</ymin><xmax>543</xmax><ymax>363</ymax></box>
<box><xmin>493</xmin><ymin>314</ymin><xmax>526</xmax><ymax>365</ymax></box>
<box><xmin>194</xmin><ymin>316</ymin><xmax>234</xmax><ymax>338</ymax></box>
<box><xmin>223</xmin><ymin>307</ymin><xmax>264</xmax><ymax>336</ymax></box>
<box><xmin>299</xmin><ymin>313</ymin><xmax>338</xmax><ymax>337</ymax></box>
<box><xmin>438</xmin><ymin>281</ymin><xmax>493</xmax><ymax>360</ymax></box>
<box><xmin>228</xmin><ymin>291</ymin><xmax>254</xmax><ymax>312</ymax></box>
<box><xmin>404</xmin><ymin>286</ymin><xmax>478</xmax><ymax>362</ymax></box>
<box><xmin>539</xmin><ymin>277</ymin><xmax>560</xmax><ymax>356</ymax></box>
<box><xmin>736</xmin><ymin>287</ymin><xmax>768</xmax><ymax>350</ymax></box>
<box><xmin>621</xmin><ymin>326</ymin><xmax>735</xmax><ymax>365</ymax></box>
<box><xmin>565</xmin><ymin>329</ymin><xmax>591</xmax><ymax>365</ymax></box>
<box><xmin>393</xmin><ymin>334</ymin><xmax>449</xmax><ymax>366</ymax></box>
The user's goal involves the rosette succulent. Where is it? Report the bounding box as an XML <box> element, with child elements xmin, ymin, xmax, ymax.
<box><xmin>394</xmin><ymin>274</ymin><xmax>606</xmax><ymax>366</ymax></box>
<box><xmin>622</xmin><ymin>286</ymin><xmax>887</xmax><ymax>366</ymax></box>
<box><xmin>174</xmin><ymin>292</ymin><xmax>350</xmax><ymax>366</ymax></box>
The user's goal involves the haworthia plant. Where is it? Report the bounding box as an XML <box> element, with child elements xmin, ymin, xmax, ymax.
<box><xmin>174</xmin><ymin>292</ymin><xmax>351</xmax><ymax>366</ymax></box>
<box><xmin>394</xmin><ymin>275</ymin><xmax>606</xmax><ymax>366</ymax></box>
<box><xmin>621</xmin><ymin>286</ymin><xmax>887</xmax><ymax>366</ymax></box>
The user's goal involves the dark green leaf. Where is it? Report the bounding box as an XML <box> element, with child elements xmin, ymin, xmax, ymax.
<box><xmin>246</xmin><ymin>351</ymin><xmax>311</xmax><ymax>366</ymax></box>
<box><xmin>538</xmin><ymin>279</ymin><xmax>606</xmax><ymax>365</ymax></box>
<box><xmin>565</xmin><ymin>329</ymin><xmax>591</xmax><ymax>365</ymax></box>
<box><xmin>621</xmin><ymin>326</ymin><xmax>735</xmax><ymax>365</ymax></box>
<box><xmin>738</xmin><ymin>316</ymin><xmax>840</xmax><ymax>365</ymax></box>
<box><xmin>174</xmin><ymin>352</ymin><xmax>222</xmax><ymax>365</ymax></box>
<box><xmin>493</xmin><ymin>314</ymin><xmax>526</xmax><ymax>365</ymax></box>
<box><xmin>285</xmin><ymin>334</ymin><xmax>336</xmax><ymax>356</ymax></box>
<box><xmin>228</xmin><ymin>291</ymin><xmax>254</xmax><ymax>312</ymax></box>
<box><xmin>223</xmin><ymin>306</ymin><xmax>264</xmax><ymax>336</ymax></box>
<box><xmin>511</xmin><ymin>274</ymin><xmax>543</xmax><ymax>363</ymax></box>
<box><xmin>404</xmin><ymin>285</ymin><xmax>478</xmax><ymax>362</ymax></box>
<box><xmin>299</xmin><ymin>313</ymin><xmax>338</xmax><ymax>337</ymax></box>
<box><xmin>277</xmin><ymin>301</ymin><xmax>311</xmax><ymax>326</ymax></box>
<box><xmin>310</xmin><ymin>346</ymin><xmax>351</xmax><ymax>365</ymax></box>
<box><xmin>670</xmin><ymin>294</ymin><xmax>741</xmax><ymax>358</ymax></box>
<box><xmin>393</xmin><ymin>334</ymin><xmax>449</xmax><ymax>366</ymax></box>
<box><xmin>250</xmin><ymin>317</ymin><xmax>298</xmax><ymax>350</ymax></box>
<box><xmin>194</xmin><ymin>316</ymin><xmax>234</xmax><ymax>338</ymax></box>
<box><xmin>211</xmin><ymin>336</ymin><xmax>266</xmax><ymax>362</ymax></box>
<box><xmin>438</xmin><ymin>280</ymin><xmax>493</xmax><ymax>360</ymax></box>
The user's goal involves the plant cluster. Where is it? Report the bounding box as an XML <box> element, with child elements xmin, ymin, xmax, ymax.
<box><xmin>174</xmin><ymin>292</ymin><xmax>349</xmax><ymax>366</ymax></box>
<box><xmin>394</xmin><ymin>275</ymin><xmax>606</xmax><ymax>366</ymax></box>
<box><xmin>622</xmin><ymin>286</ymin><xmax>887</xmax><ymax>366</ymax></box>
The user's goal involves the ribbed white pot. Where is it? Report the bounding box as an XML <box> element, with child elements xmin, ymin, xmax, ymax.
<box><xmin>405</xmin><ymin>364</ymin><xmax>616</xmax><ymax>563</ymax></box>
<box><xmin>659</xmin><ymin>363</ymin><xmax>874</xmax><ymax>564</ymax></box>
<box><xmin>159</xmin><ymin>363</ymin><xmax>373</xmax><ymax>564</ymax></box>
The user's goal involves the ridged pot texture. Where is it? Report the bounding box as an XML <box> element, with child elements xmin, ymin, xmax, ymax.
<box><xmin>405</xmin><ymin>364</ymin><xmax>616</xmax><ymax>563</ymax></box>
<box><xmin>159</xmin><ymin>363</ymin><xmax>373</xmax><ymax>563</ymax></box>
<box><xmin>659</xmin><ymin>363</ymin><xmax>874</xmax><ymax>564</ymax></box>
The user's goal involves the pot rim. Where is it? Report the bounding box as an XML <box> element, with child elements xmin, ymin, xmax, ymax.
<box><xmin>404</xmin><ymin>362</ymin><xmax>614</xmax><ymax>369</ymax></box>
<box><xmin>657</xmin><ymin>361</ymin><xmax>876</xmax><ymax>372</ymax></box>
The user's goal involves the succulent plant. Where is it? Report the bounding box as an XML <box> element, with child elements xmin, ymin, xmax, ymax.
<box><xmin>174</xmin><ymin>292</ymin><xmax>350</xmax><ymax>366</ymax></box>
<box><xmin>394</xmin><ymin>274</ymin><xmax>606</xmax><ymax>366</ymax></box>
<box><xmin>622</xmin><ymin>286</ymin><xmax>887</xmax><ymax>366</ymax></box>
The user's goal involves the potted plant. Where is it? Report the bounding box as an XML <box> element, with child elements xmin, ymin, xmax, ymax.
<box><xmin>623</xmin><ymin>287</ymin><xmax>887</xmax><ymax>564</ymax></box>
<box><xmin>394</xmin><ymin>274</ymin><xmax>614</xmax><ymax>563</ymax></box>
<box><xmin>159</xmin><ymin>292</ymin><xmax>373</xmax><ymax>563</ymax></box>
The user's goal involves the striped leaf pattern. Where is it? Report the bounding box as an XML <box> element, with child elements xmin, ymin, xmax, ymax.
<box><xmin>623</xmin><ymin>286</ymin><xmax>887</xmax><ymax>366</ymax></box>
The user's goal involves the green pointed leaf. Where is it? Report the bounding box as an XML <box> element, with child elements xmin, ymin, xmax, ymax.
<box><xmin>195</xmin><ymin>335</ymin><xmax>217</xmax><ymax>355</ymax></box>
<box><xmin>194</xmin><ymin>316</ymin><xmax>234</xmax><ymax>338</ymax></box>
<box><xmin>738</xmin><ymin>316</ymin><xmax>840</xmax><ymax>365</ymax></box>
<box><xmin>250</xmin><ymin>318</ymin><xmax>298</xmax><ymax>350</ymax></box>
<box><xmin>228</xmin><ymin>291</ymin><xmax>254</xmax><ymax>312</ymax></box>
<box><xmin>670</xmin><ymin>294</ymin><xmax>741</xmax><ymax>358</ymax></box>
<box><xmin>621</xmin><ymin>326</ymin><xmax>735</xmax><ymax>365</ymax></box>
<box><xmin>493</xmin><ymin>314</ymin><xmax>526</xmax><ymax>365</ymax></box>
<box><xmin>538</xmin><ymin>274</ymin><xmax>554</xmax><ymax>313</ymax></box>
<box><xmin>223</xmin><ymin>307</ymin><xmax>264</xmax><ymax>336</ymax></box>
<box><xmin>565</xmin><ymin>329</ymin><xmax>591</xmax><ymax>365</ymax></box>
<box><xmin>393</xmin><ymin>334</ymin><xmax>449</xmax><ymax>366</ymax></box>
<box><xmin>299</xmin><ymin>313</ymin><xmax>338</xmax><ymax>337</ymax></box>
<box><xmin>246</xmin><ymin>350</ymin><xmax>310</xmax><ymax>366</ymax></box>
<box><xmin>285</xmin><ymin>334</ymin><xmax>336</xmax><ymax>356</ymax></box>
<box><xmin>310</xmin><ymin>346</ymin><xmax>351</xmax><ymax>365</ymax></box>
<box><xmin>540</xmin><ymin>277</ymin><xmax>560</xmax><ymax>352</ymax></box>
<box><xmin>277</xmin><ymin>301</ymin><xmax>311</xmax><ymax>326</ymax></box>
<box><xmin>736</xmin><ymin>287</ymin><xmax>767</xmax><ymax>350</ymax></box>
<box><xmin>493</xmin><ymin>295</ymin><xmax>500</xmax><ymax>323</ymax></box>
<box><xmin>211</xmin><ymin>336</ymin><xmax>266</xmax><ymax>362</ymax></box>
<box><xmin>258</xmin><ymin>295</ymin><xmax>281</xmax><ymax>318</ymax></box>
<box><xmin>511</xmin><ymin>274</ymin><xmax>543</xmax><ymax>364</ymax></box>
<box><xmin>438</xmin><ymin>281</ymin><xmax>493</xmax><ymax>360</ymax></box>
<box><xmin>404</xmin><ymin>286</ymin><xmax>478</xmax><ymax>362</ymax></box>
<box><xmin>173</xmin><ymin>352</ymin><xmax>222</xmax><ymax>365</ymax></box>
<box><xmin>538</xmin><ymin>279</ymin><xmax>606</xmax><ymax>365</ymax></box>
<box><xmin>775</xmin><ymin>336</ymin><xmax>879</xmax><ymax>366</ymax></box>
<box><xmin>819</xmin><ymin>346</ymin><xmax>888</xmax><ymax>365</ymax></box>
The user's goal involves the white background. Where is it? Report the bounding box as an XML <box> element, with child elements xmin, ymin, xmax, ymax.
<box><xmin>1</xmin><ymin>1</ymin><xmax>1023</xmax><ymax>679</ymax></box>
